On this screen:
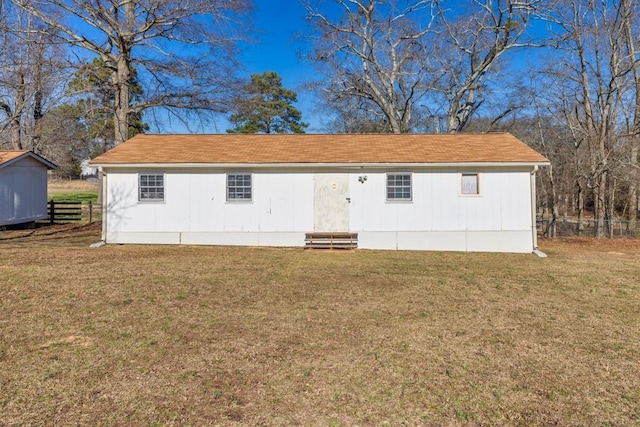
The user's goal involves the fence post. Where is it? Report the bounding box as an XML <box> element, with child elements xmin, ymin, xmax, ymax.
<box><xmin>89</xmin><ymin>200</ymin><xmax>93</xmax><ymax>223</ymax></box>
<box><xmin>49</xmin><ymin>200</ymin><xmax>54</xmax><ymax>225</ymax></box>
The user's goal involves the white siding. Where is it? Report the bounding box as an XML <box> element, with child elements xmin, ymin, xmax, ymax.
<box><xmin>104</xmin><ymin>167</ymin><xmax>536</xmax><ymax>252</ymax></box>
<box><xmin>0</xmin><ymin>157</ymin><xmax>49</xmax><ymax>226</ymax></box>
<box><xmin>105</xmin><ymin>170</ymin><xmax>314</xmax><ymax>245</ymax></box>
<box><xmin>349</xmin><ymin>170</ymin><xmax>534</xmax><ymax>252</ymax></box>
<box><xmin>349</xmin><ymin>170</ymin><xmax>532</xmax><ymax>232</ymax></box>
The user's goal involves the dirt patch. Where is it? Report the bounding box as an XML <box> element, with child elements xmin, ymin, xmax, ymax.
<box><xmin>0</xmin><ymin>222</ymin><xmax>101</xmax><ymax>245</ymax></box>
<box><xmin>36</xmin><ymin>335</ymin><xmax>97</xmax><ymax>350</ymax></box>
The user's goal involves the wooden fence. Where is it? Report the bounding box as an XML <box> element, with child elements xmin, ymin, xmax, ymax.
<box><xmin>47</xmin><ymin>200</ymin><xmax>101</xmax><ymax>224</ymax></box>
<box><xmin>537</xmin><ymin>216</ymin><xmax>638</xmax><ymax>238</ymax></box>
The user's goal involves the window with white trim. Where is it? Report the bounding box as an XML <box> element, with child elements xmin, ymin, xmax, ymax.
<box><xmin>387</xmin><ymin>173</ymin><xmax>412</xmax><ymax>201</ymax></box>
<box><xmin>227</xmin><ymin>173</ymin><xmax>252</xmax><ymax>201</ymax></box>
<box><xmin>461</xmin><ymin>173</ymin><xmax>479</xmax><ymax>195</ymax></box>
<box><xmin>139</xmin><ymin>173</ymin><xmax>164</xmax><ymax>201</ymax></box>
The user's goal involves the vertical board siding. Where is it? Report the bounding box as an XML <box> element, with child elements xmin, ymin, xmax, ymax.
<box><xmin>105</xmin><ymin>168</ymin><xmax>534</xmax><ymax>251</ymax></box>
<box><xmin>350</xmin><ymin>170</ymin><xmax>532</xmax><ymax>233</ymax></box>
<box><xmin>0</xmin><ymin>157</ymin><xmax>49</xmax><ymax>226</ymax></box>
<box><xmin>106</xmin><ymin>171</ymin><xmax>314</xmax><ymax>234</ymax></box>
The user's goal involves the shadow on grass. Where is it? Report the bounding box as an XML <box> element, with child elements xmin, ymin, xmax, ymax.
<box><xmin>0</xmin><ymin>221</ymin><xmax>101</xmax><ymax>243</ymax></box>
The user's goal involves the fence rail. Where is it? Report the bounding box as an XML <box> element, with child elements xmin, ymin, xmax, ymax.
<box><xmin>537</xmin><ymin>216</ymin><xmax>638</xmax><ymax>238</ymax></box>
<box><xmin>47</xmin><ymin>200</ymin><xmax>101</xmax><ymax>224</ymax></box>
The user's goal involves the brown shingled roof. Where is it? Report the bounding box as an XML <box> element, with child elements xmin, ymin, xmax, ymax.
<box><xmin>0</xmin><ymin>151</ymin><xmax>28</xmax><ymax>165</ymax></box>
<box><xmin>91</xmin><ymin>133</ymin><xmax>549</xmax><ymax>165</ymax></box>
<box><xmin>0</xmin><ymin>150</ymin><xmax>57</xmax><ymax>169</ymax></box>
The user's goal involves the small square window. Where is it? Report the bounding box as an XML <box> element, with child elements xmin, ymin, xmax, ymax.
<box><xmin>461</xmin><ymin>173</ymin><xmax>479</xmax><ymax>195</ymax></box>
<box><xmin>387</xmin><ymin>173</ymin><xmax>412</xmax><ymax>201</ymax></box>
<box><xmin>139</xmin><ymin>173</ymin><xmax>164</xmax><ymax>201</ymax></box>
<box><xmin>227</xmin><ymin>173</ymin><xmax>252</xmax><ymax>201</ymax></box>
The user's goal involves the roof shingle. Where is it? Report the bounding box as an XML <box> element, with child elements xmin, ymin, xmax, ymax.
<box><xmin>0</xmin><ymin>151</ymin><xmax>28</xmax><ymax>165</ymax></box>
<box><xmin>0</xmin><ymin>150</ymin><xmax>57</xmax><ymax>169</ymax></box>
<box><xmin>90</xmin><ymin>133</ymin><xmax>549</xmax><ymax>165</ymax></box>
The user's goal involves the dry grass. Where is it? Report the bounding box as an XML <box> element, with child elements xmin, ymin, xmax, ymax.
<box><xmin>47</xmin><ymin>179</ymin><xmax>99</xmax><ymax>204</ymax></box>
<box><xmin>48</xmin><ymin>178</ymin><xmax>99</xmax><ymax>193</ymax></box>
<box><xmin>1</xmin><ymin>227</ymin><xmax>639</xmax><ymax>426</ymax></box>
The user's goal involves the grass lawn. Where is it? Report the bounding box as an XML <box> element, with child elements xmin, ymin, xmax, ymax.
<box><xmin>1</xmin><ymin>225</ymin><xmax>639</xmax><ymax>425</ymax></box>
<box><xmin>47</xmin><ymin>191</ymin><xmax>98</xmax><ymax>203</ymax></box>
<box><xmin>45</xmin><ymin>179</ymin><xmax>101</xmax><ymax>222</ymax></box>
<box><xmin>48</xmin><ymin>179</ymin><xmax>99</xmax><ymax>203</ymax></box>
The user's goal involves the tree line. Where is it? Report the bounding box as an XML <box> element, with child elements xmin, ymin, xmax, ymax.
<box><xmin>1</xmin><ymin>0</ymin><xmax>639</xmax><ymax>237</ymax></box>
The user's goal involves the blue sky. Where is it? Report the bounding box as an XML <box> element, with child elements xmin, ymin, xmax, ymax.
<box><xmin>241</xmin><ymin>1</ymin><xmax>309</xmax><ymax>84</ymax></box>
<box><xmin>139</xmin><ymin>1</ymin><xmax>324</xmax><ymax>134</ymax></box>
<box><xmin>235</xmin><ymin>1</ymin><xmax>324</xmax><ymax>132</ymax></box>
<box><xmin>227</xmin><ymin>0</ymin><xmax>547</xmax><ymax>135</ymax></box>
<box><xmin>157</xmin><ymin>1</ymin><xmax>551</xmax><ymax>134</ymax></box>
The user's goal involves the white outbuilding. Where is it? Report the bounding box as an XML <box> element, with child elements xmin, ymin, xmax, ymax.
<box><xmin>90</xmin><ymin>133</ymin><xmax>549</xmax><ymax>253</ymax></box>
<box><xmin>0</xmin><ymin>151</ymin><xmax>57</xmax><ymax>227</ymax></box>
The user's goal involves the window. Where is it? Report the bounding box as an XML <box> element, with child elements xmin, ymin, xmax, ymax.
<box><xmin>387</xmin><ymin>173</ymin><xmax>412</xmax><ymax>201</ymax></box>
<box><xmin>139</xmin><ymin>173</ymin><xmax>164</xmax><ymax>201</ymax></box>
<box><xmin>227</xmin><ymin>173</ymin><xmax>252</xmax><ymax>201</ymax></box>
<box><xmin>461</xmin><ymin>173</ymin><xmax>479</xmax><ymax>195</ymax></box>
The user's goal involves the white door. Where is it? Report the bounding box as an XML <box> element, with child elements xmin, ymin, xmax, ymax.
<box><xmin>314</xmin><ymin>173</ymin><xmax>349</xmax><ymax>232</ymax></box>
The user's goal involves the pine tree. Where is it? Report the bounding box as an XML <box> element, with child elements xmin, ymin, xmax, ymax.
<box><xmin>228</xmin><ymin>72</ymin><xmax>308</xmax><ymax>134</ymax></box>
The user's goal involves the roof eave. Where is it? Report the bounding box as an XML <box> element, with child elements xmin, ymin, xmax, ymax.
<box><xmin>93</xmin><ymin>161</ymin><xmax>550</xmax><ymax>169</ymax></box>
<box><xmin>0</xmin><ymin>151</ymin><xmax>58</xmax><ymax>170</ymax></box>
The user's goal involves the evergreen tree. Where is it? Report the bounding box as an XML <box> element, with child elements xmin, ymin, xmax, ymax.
<box><xmin>227</xmin><ymin>71</ymin><xmax>307</xmax><ymax>134</ymax></box>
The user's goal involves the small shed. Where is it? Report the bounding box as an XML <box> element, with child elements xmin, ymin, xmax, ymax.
<box><xmin>91</xmin><ymin>133</ymin><xmax>549</xmax><ymax>253</ymax></box>
<box><xmin>0</xmin><ymin>151</ymin><xmax>57</xmax><ymax>226</ymax></box>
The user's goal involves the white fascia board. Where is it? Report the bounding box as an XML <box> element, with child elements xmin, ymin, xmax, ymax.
<box><xmin>94</xmin><ymin>161</ymin><xmax>549</xmax><ymax>171</ymax></box>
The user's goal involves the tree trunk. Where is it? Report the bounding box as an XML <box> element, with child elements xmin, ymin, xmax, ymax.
<box><xmin>112</xmin><ymin>0</ymin><xmax>135</xmax><ymax>145</ymax></box>
<box><xmin>577</xmin><ymin>180</ymin><xmax>584</xmax><ymax>236</ymax></box>
<box><xmin>447</xmin><ymin>87</ymin><xmax>478</xmax><ymax>133</ymax></box>
<box><xmin>447</xmin><ymin>104</ymin><xmax>459</xmax><ymax>133</ymax></box>
<box><xmin>113</xmin><ymin>55</ymin><xmax>131</xmax><ymax>145</ymax></box>
<box><xmin>548</xmin><ymin>165</ymin><xmax>559</xmax><ymax>238</ymax></box>
<box><xmin>31</xmin><ymin>39</ymin><xmax>45</xmax><ymax>151</ymax></box>
<box><xmin>593</xmin><ymin>173</ymin><xmax>607</xmax><ymax>238</ymax></box>
<box><xmin>9</xmin><ymin>71</ymin><xmax>26</xmax><ymax>150</ymax></box>
<box><xmin>607</xmin><ymin>177</ymin><xmax>616</xmax><ymax>237</ymax></box>
<box><xmin>10</xmin><ymin>115</ymin><xmax>22</xmax><ymax>150</ymax></box>
<box><xmin>388</xmin><ymin>113</ymin><xmax>402</xmax><ymax>134</ymax></box>
<box><xmin>621</xmin><ymin>0</ymin><xmax>640</xmax><ymax>235</ymax></box>
<box><xmin>629</xmin><ymin>141</ymin><xmax>638</xmax><ymax>233</ymax></box>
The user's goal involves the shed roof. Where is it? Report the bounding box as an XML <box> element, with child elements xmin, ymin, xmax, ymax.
<box><xmin>0</xmin><ymin>150</ymin><xmax>57</xmax><ymax>170</ymax></box>
<box><xmin>90</xmin><ymin>133</ymin><xmax>549</xmax><ymax>166</ymax></box>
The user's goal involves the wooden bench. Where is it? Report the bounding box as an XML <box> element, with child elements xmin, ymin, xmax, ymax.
<box><xmin>305</xmin><ymin>232</ymin><xmax>358</xmax><ymax>249</ymax></box>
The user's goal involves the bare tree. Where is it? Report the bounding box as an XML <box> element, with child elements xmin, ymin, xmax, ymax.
<box><xmin>620</xmin><ymin>0</ymin><xmax>640</xmax><ymax>231</ymax></box>
<box><xmin>315</xmin><ymin>91</ymin><xmax>395</xmax><ymax>133</ymax></box>
<box><xmin>306</xmin><ymin>0</ymin><xmax>434</xmax><ymax>133</ymax></box>
<box><xmin>0</xmin><ymin>4</ymin><xmax>67</xmax><ymax>151</ymax></box>
<box><xmin>521</xmin><ymin>83</ymin><xmax>577</xmax><ymax>237</ymax></box>
<box><xmin>0</xmin><ymin>4</ymin><xmax>27</xmax><ymax>149</ymax></box>
<box><xmin>540</xmin><ymin>0</ymin><xmax>637</xmax><ymax>237</ymax></box>
<box><xmin>305</xmin><ymin>0</ymin><xmax>536</xmax><ymax>134</ymax></box>
<box><xmin>430</xmin><ymin>0</ymin><xmax>537</xmax><ymax>132</ymax></box>
<box><xmin>12</xmin><ymin>0</ymin><xmax>252</xmax><ymax>145</ymax></box>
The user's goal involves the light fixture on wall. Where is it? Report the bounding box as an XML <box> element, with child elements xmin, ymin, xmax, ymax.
<box><xmin>358</xmin><ymin>175</ymin><xmax>368</xmax><ymax>183</ymax></box>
